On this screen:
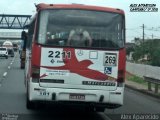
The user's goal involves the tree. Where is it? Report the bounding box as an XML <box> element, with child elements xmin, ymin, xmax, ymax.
<box><xmin>149</xmin><ymin>40</ymin><xmax>160</xmax><ymax>66</ymax></box>
<box><xmin>126</xmin><ymin>47</ymin><xmax>134</xmax><ymax>55</ymax></box>
<box><xmin>132</xmin><ymin>39</ymin><xmax>160</xmax><ymax>66</ymax></box>
<box><xmin>132</xmin><ymin>45</ymin><xmax>143</xmax><ymax>61</ymax></box>
<box><xmin>151</xmin><ymin>49</ymin><xmax>160</xmax><ymax>66</ymax></box>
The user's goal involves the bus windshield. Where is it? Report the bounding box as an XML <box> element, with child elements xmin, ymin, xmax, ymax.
<box><xmin>37</xmin><ymin>9</ymin><xmax>125</xmax><ymax>49</ymax></box>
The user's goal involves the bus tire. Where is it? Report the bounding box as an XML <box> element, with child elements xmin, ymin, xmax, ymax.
<box><xmin>85</xmin><ymin>106</ymin><xmax>95</xmax><ymax>112</ymax></box>
<box><xmin>21</xmin><ymin>66</ymin><xmax>24</xmax><ymax>69</ymax></box>
<box><xmin>26</xmin><ymin>97</ymin><xmax>35</xmax><ymax>109</ymax></box>
<box><xmin>20</xmin><ymin>63</ymin><xmax>25</xmax><ymax>69</ymax></box>
<box><xmin>26</xmin><ymin>84</ymin><xmax>35</xmax><ymax>109</ymax></box>
<box><xmin>95</xmin><ymin>107</ymin><xmax>105</xmax><ymax>112</ymax></box>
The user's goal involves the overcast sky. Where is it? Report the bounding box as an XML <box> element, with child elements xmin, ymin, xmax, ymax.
<box><xmin>0</xmin><ymin>0</ymin><xmax>160</xmax><ymax>42</ymax></box>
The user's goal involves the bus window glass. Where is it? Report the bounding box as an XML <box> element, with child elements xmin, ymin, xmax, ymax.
<box><xmin>38</xmin><ymin>11</ymin><xmax>49</xmax><ymax>44</ymax></box>
<box><xmin>37</xmin><ymin>10</ymin><xmax>125</xmax><ymax>48</ymax></box>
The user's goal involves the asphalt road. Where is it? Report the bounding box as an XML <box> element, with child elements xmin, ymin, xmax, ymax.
<box><xmin>0</xmin><ymin>56</ymin><xmax>13</xmax><ymax>82</ymax></box>
<box><xmin>0</xmin><ymin>52</ymin><xmax>160</xmax><ymax>120</ymax></box>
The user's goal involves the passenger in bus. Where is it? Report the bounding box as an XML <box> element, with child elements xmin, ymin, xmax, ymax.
<box><xmin>67</xmin><ymin>28</ymin><xmax>92</xmax><ymax>47</ymax></box>
<box><xmin>46</xmin><ymin>32</ymin><xmax>56</xmax><ymax>45</ymax></box>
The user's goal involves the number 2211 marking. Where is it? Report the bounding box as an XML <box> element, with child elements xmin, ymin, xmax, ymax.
<box><xmin>48</xmin><ymin>51</ymin><xmax>71</xmax><ymax>59</ymax></box>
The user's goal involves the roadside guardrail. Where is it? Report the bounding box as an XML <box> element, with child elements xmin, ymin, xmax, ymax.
<box><xmin>143</xmin><ymin>76</ymin><xmax>160</xmax><ymax>93</ymax></box>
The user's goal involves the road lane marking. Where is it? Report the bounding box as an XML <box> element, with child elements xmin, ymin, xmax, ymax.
<box><xmin>8</xmin><ymin>66</ymin><xmax>11</xmax><ymax>69</ymax></box>
<box><xmin>0</xmin><ymin>57</ymin><xmax>15</xmax><ymax>87</ymax></box>
<box><xmin>3</xmin><ymin>72</ymin><xmax>7</xmax><ymax>77</ymax></box>
<box><xmin>0</xmin><ymin>54</ymin><xmax>17</xmax><ymax>87</ymax></box>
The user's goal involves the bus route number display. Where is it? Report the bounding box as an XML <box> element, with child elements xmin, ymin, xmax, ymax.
<box><xmin>104</xmin><ymin>53</ymin><xmax>117</xmax><ymax>66</ymax></box>
<box><xmin>48</xmin><ymin>50</ymin><xmax>71</xmax><ymax>59</ymax></box>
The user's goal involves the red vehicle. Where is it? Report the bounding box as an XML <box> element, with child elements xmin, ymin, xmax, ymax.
<box><xmin>22</xmin><ymin>3</ymin><xmax>126</xmax><ymax>112</ymax></box>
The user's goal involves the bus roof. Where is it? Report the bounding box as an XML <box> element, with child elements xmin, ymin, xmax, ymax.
<box><xmin>36</xmin><ymin>3</ymin><xmax>125</xmax><ymax>15</ymax></box>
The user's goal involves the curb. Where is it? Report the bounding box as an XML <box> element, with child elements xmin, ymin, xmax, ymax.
<box><xmin>125</xmin><ymin>84</ymin><xmax>160</xmax><ymax>99</ymax></box>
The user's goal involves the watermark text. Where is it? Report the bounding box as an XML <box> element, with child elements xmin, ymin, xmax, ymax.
<box><xmin>130</xmin><ymin>4</ymin><xmax>158</xmax><ymax>12</ymax></box>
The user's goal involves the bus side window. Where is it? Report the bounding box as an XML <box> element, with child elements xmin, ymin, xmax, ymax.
<box><xmin>27</xmin><ymin>19</ymin><xmax>35</xmax><ymax>49</ymax></box>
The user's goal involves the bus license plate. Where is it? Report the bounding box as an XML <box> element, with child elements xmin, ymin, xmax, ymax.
<box><xmin>69</xmin><ymin>94</ymin><xmax>85</xmax><ymax>100</ymax></box>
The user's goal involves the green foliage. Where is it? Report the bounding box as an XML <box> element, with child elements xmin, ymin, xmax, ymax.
<box><xmin>126</xmin><ymin>47</ymin><xmax>134</xmax><ymax>55</ymax></box>
<box><xmin>132</xmin><ymin>45</ymin><xmax>143</xmax><ymax>61</ymax></box>
<box><xmin>132</xmin><ymin>39</ymin><xmax>160</xmax><ymax>67</ymax></box>
<box><xmin>151</xmin><ymin>48</ymin><xmax>160</xmax><ymax>66</ymax></box>
<box><xmin>127</xmin><ymin>75</ymin><xmax>146</xmax><ymax>84</ymax></box>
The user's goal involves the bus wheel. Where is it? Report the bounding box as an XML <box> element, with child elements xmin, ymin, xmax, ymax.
<box><xmin>20</xmin><ymin>63</ymin><xmax>25</xmax><ymax>69</ymax></box>
<box><xmin>95</xmin><ymin>107</ymin><xmax>105</xmax><ymax>112</ymax></box>
<box><xmin>85</xmin><ymin>106</ymin><xmax>95</xmax><ymax>113</ymax></box>
<box><xmin>26</xmin><ymin>97</ymin><xmax>35</xmax><ymax>109</ymax></box>
<box><xmin>26</xmin><ymin>86</ymin><xmax>35</xmax><ymax>109</ymax></box>
<box><xmin>21</xmin><ymin>66</ymin><xmax>24</xmax><ymax>69</ymax></box>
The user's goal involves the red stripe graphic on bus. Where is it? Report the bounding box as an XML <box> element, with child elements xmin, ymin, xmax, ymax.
<box><xmin>41</xmin><ymin>48</ymin><xmax>109</xmax><ymax>81</ymax></box>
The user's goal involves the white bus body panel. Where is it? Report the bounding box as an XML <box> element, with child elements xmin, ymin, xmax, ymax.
<box><xmin>40</xmin><ymin>48</ymin><xmax>119</xmax><ymax>90</ymax></box>
<box><xmin>28</xmin><ymin>47</ymin><xmax>124</xmax><ymax>106</ymax></box>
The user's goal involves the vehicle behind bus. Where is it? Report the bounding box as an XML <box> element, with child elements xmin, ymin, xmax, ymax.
<box><xmin>23</xmin><ymin>3</ymin><xmax>126</xmax><ymax>112</ymax></box>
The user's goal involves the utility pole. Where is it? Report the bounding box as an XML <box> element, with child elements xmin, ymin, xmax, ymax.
<box><xmin>142</xmin><ymin>24</ymin><xmax>145</xmax><ymax>43</ymax></box>
<box><xmin>141</xmin><ymin>24</ymin><xmax>145</xmax><ymax>59</ymax></box>
<box><xmin>140</xmin><ymin>24</ymin><xmax>145</xmax><ymax>43</ymax></box>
